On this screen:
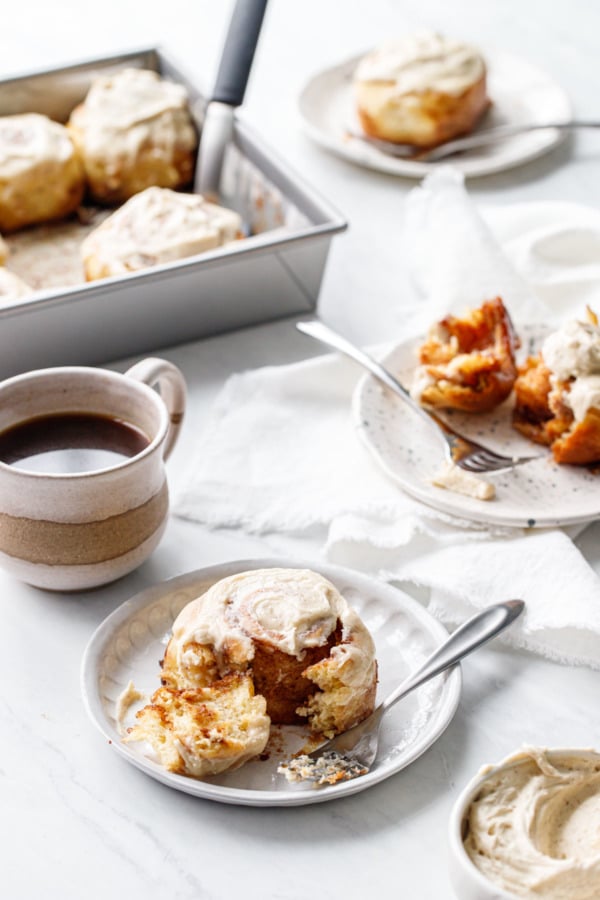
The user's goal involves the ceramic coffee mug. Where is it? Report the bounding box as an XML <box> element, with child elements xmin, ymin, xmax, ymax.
<box><xmin>0</xmin><ymin>358</ymin><xmax>186</xmax><ymax>590</ymax></box>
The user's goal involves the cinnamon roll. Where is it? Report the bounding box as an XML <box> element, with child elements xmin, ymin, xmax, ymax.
<box><xmin>80</xmin><ymin>186</ymin><xmax>243</xmax><ymax>280</ymax></box>
<box><xmin>68</xmin><ymin>68</ymin><xmax>198</xmax><ymax>205</ymax></box>
<box><xmin>126</xmin><ymin>568</ymin><xmax>378</xmax><ymax>778</ymax></box>
<box><xmin>513</xmin><ymin>309</ymin><xmax>600</xmax><ymax>464</ymax></box>
<box><xmin>0</xmin><ymin>113</ymin><xmax>84</xmax><ymax>232</ymax></box>
<box><xmin>353</xmin><ymin>31</ymin><xmax>489</xmax><ymax>148</ymax></box>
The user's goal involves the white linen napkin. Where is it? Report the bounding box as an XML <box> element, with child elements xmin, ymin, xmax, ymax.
<box><xmin>174</xmin><ymin>168</ymin><xmax>600</xmax><ymax>670</ymax></box>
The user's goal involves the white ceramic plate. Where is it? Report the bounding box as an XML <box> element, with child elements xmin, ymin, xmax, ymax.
<box><xmin>81</xmin><ymin>558</ymin><xmax>461</xmax><ymax>807</ymax></box>
<box><xmin>354</xmin><ymin>326</ymin><xmax>600</xmax><ymax>528</ymax></box>
<box><xmin>298</xmin><ymin>49</ymin><xmax>571</xmax><ymax>178</ymax></box>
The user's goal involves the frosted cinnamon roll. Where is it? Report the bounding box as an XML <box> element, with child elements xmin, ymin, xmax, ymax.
<box><xmin>513</xmin><ymin>308</ymin><xmax>600</xmax><ymax>464</ymax></box>
<box><xmin>68</xmin><ymin>68</ymin><xmax>198</xmax><ymax>204</ymax></box>
<box><xmin>162</xmin><ymin>568</ymin><xmax>378</xmax><ymax>736</ymax></box>
<box><xmin>81</xmin><ymin>186</ymin><xmax>243</xmax><ymax>280</ymax></box>
<box><xmin>127</xmin><ymin>568</ymin><xmax>378</xmax><ymax>779</ymax></box>
<box><xmin>353</xmin><ymin>31</ymin><xmax>489</xmax><ymax>148</ymax></box>
<box><xmin>0</xmin><ymin>113</ymin><xmax>85</xmax><ymax>232</ymax></box>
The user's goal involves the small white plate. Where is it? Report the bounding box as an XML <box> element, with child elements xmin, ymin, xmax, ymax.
<box><xmin>353</xmin><ymin>326</ymin><xmax>600</xmax><ymax>529</ymax></box>
<box><xmin>81</xmin><ymin>558</ymin><xmax>461</xmax><ymax>807</ymax></box>
<box><xmin>298</xmin><ymin>49</ymin><xmax>571</xmax><ymax>178</ymax></box>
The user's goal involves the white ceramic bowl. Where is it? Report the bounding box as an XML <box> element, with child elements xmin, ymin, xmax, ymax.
<box><xmin>448</xmin><ymin>747</ymin><xmax>600</xmax><ymax>900</ymax></box>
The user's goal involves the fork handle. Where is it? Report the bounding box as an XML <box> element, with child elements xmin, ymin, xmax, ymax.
<box><xmin>381</xmin><ymin>600</ymin><xmax>525</xmax><ymax>713</ymax></box>
<box><xmin>296</xmin><ymin>319</ymin><xmax>439</xmax><ymax>433</ymax></box>
<box><xmin>427</xmin><ymin>120</ymin><xmax>600</xmax><ymax>161</ymax></box>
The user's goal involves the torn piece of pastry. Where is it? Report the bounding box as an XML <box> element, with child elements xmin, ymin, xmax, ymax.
<box><xmin>513</xmin><ymin>308</ymin><xmax>600</xmax><ymax>464</ymax></box>
<box><xmin>410</xmin><ymin>297</ymin><xmax>520</xmax><ymax>413</ymax></box>
<box><xmin>68</xmin><ymin>67</ymin><xmax>198</xmax><ymax>205</ymax></box>
<box><xmin>127</xmin><ymin>568</ymin><xmax>378</xmax><ymax>779</ymax></box>
<box><xmin>0</xmin><ymin>234</ymin><xmax>7</xmax><ymax>265</ymax></box>
<box><xmin>353</xmin><ymin>31</ymin><xmax>490</xmax><ymax>148</ymax></box>
<box><xmin>431</xmin><ymin>461</ymin><xmax>495</xmax><ymax>500</ymax></box>
<box><xmin>0</xmin><ymin>113</ymin><xmax>85</xmax><ymax>232</ymax></box>
<box><xmin>0</xmin><ymin>267</ymin><xmax>33</xmax><ymax>305</ymax></box>
<box><xmin>125</xmin><ymin>674</ymin><xmax>270</xmax><ymax>778</ymax></box>
<box><xmin>81</xmin><ymin>186</ymin><xmax>243</xmax><ymax>280</ymax></box>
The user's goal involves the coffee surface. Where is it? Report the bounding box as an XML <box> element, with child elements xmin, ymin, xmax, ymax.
<box><xmin>0</xmin><ymin>412</ymin><xmax>150</xmax><ymax>474</ymax></box>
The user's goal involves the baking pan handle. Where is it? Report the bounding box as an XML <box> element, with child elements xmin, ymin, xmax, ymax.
<box><xmin>212</xmin><ymin>0</ymin><xmax>268</xmax><ymax>107</ymax></box>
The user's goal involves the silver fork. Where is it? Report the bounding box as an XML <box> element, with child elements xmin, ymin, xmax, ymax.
<box><xmin>348</xmin><ymin>120</ymin><xmax>600</xmax><ymax>162</ymax></box>
<box><xmin>296</xmin><ymin>319</ymin><xmax>539</xmax><ymax>473</ymax></box>
<box><xmin>278</xmin><ymin>599</ymin><xmax>525</xmax><ymax>784</ymax></box>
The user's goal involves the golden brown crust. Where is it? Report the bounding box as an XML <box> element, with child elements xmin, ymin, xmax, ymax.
<box><xmin>416</xmin><ymin>297</ymin><xmax>520</xmax><ymax>413</ymax></box>
<box><xmin>0</xmin><ymin>115</ymin><xmax>85</xmax><ymax>232</ymax></box>
<box><xmin>513</xmin><ymin>355</ymin><xmax>600</xmax><ymax>465</ymax></box>
<box><xmin>355</xmin><ymin>73</ymin><xmax>489</xmax><ymax>148</ymax></box>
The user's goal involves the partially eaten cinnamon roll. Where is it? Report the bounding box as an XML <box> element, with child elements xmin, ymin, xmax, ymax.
<box><xmin>411</xmin><ymin>297</ymin><xmax>520</xmax><ymax>413</ymax></box>
<box><xmin>126</xmin><ymin>568</ymin><xmax>378</xmax><ymax>779</ymax></box>
<box><xmin>513</xmin><ymin>308</ymin><xmax>600</xmax><ymax>465</ymax></box>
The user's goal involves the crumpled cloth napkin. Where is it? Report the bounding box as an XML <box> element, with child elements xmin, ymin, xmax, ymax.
<box><xmin>174</xmin><ymin>168</ymin><xmax>600</xmax><ymax>669</ymax></box>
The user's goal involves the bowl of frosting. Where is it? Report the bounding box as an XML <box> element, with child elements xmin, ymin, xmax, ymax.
<box><xmin>448</xmin><ymin>746</ymin><xmax>600</xmax><ymax>899</ymax></box>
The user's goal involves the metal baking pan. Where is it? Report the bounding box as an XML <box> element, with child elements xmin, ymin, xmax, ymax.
<box><xmin>0</xmin><ymin>47</ymin><xmax>347</xmax><ymax>378</ymax></box>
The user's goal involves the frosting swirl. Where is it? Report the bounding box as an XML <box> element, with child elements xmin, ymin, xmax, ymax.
<box><xmin>354</xmin><ymin>31</ymin><xmax>485</xmax><ymax>96</ymax></box>
<box><xmin>0</xmin><ymin>113</ymin><xmax>76</xmax><ymax>179</ymax></box>
<box><xmin>464</xmin><ymin>748</ymin><xmax>600</xmax><ymax>899</ymax></box>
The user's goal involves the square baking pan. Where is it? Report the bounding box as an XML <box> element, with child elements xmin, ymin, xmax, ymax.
<box><xmin>0</xmin><ymin>47</ymin><xmax>347</xmax><ymax>378</ymax></box>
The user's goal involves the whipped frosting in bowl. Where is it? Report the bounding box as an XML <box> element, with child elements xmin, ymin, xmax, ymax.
<box><xmin>449</xmin><ymin>747</ymin><xmax>600</xmax><ymax>900</ymax></box>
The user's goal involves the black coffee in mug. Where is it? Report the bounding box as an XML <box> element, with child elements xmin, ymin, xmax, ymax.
<box><xmin>0</xmin><ymin>412</ymin><xmax>150</xmax><ymax>474</ymax></box>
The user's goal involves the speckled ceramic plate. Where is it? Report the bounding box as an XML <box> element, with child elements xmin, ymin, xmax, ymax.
<box><xmin>353</xmin><ymin>326</ymin><xmax>600</xmax><ymax>528</ymax></box>
<box><xmin>81</xmin><ymin>558</ymin><xmax>461</xmax><ymax>806</ymax></box>
<box><xmin>298</xmin><ymin>49</ymin><xmax>571</xmax><ymax>178</ymax></box>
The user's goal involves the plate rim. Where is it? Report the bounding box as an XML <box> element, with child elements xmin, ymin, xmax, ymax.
<box><xmin>352</xmin><ymin>328</ymin><xmax>600</xmax><ymax>529</ymax></box>
<box><xmin>298</xmin><ymin>46</ymin><xmax>572</xmax><ymax>179</ymax></box>
<box><xmin>81</xmin><ymin>556</ymin><xmax>462</xmax><ymax>807</ymax></box>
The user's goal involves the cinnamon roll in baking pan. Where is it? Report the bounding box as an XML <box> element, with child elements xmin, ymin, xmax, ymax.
<box><xmin>0</xmin><ymin>113</ymin><xmax>85</xmax><ymax>232</ymax></box>
<box><xmin>68</xmin><ymin>68</ymin><xmax>198</xmax><ymax>205</ymax></box>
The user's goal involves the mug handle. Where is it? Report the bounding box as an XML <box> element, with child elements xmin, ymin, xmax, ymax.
<box><xmin>124</xmin><ymin>357</ymin><xmax>187</xmax><ymax>461</ymax></box>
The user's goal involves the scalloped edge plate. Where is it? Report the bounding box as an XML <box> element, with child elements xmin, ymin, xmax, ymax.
<box><xmin>81</xmin><ymin>558</ymin><xmax>461</xmax><ymax>806</ymax></box>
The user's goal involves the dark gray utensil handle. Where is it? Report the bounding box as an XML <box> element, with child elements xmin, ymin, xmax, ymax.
<box><xmin>212</xmin><ymin>0</ymin><xmax>268</xmax><ymax>106</ymax></box>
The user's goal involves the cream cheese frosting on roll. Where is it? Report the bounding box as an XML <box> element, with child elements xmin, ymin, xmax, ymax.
<box><xmin>542</xmin><ymin>318</ymin><xmax>600</xmax><ymax>382</ymax></box>
<box><xmin>0</xmin><ymin>113</ymin><xmax>75</xmax><ymax>178</ymax></box>
<box><xmin>463</xmin><ymin>747</ymin><xmax>600</xmax><ymax>899</ymax></box>
<box><xmin>354</xmin><ymin>31</ymin><xmax>485</xmax><ymax>96</ymax></box>
<box><xmin>70</xmin><ymin>68</ymin><xmax>197</xmax><ymax>169</ymax></box>
<box><xmin>81</xmin><ymin>186</ymin><xmax>242</xmax><ymax>278</ymax></box>
<box><xmin>170</xmin><ymin>567</ymin><xmax>372</xmax><ymax>664</ymax></box>
<box><xmin>542</xmin><ymin>317</ymin><xmax>600</xmax><ymax>421</ymax></box>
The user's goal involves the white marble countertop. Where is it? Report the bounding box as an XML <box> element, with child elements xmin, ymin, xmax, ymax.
<box><xmin>3</xmin><ymin>2</ymin><xmax>600</xmax><ymax>898</ymax></box>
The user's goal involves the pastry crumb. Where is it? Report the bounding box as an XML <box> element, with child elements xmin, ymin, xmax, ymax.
<box><xmin>278</xmin><ymin>751</ymin><xmax>368</xmax><ymax>785</ymax></box>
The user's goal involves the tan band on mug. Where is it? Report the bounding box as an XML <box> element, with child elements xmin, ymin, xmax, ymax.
<box><xmin>0</xmin><ymin>484</ymin><xmax>168</xmax><ymax>566</ymax></box>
